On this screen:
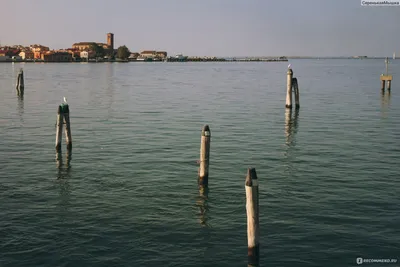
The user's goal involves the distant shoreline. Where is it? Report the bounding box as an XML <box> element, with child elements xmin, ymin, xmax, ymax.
<box><xmin>0</xmin><ymin>59</ymin><xmax>289</xmax><ymax>63</ymax></box>
<box><xmin>0</xmin><ymin>57</ymin><xmax>396</xmax><ymax>63</ymax></box>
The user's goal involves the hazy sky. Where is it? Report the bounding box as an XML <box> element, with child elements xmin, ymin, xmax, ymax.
<box><xmin>1</xmin><ymin>0</ymin><xmax>399</xmax><ymax>57</ymax></box>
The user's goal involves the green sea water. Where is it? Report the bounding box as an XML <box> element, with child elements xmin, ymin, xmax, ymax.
<box><xmin>0</xmin><ymin>60</ymin><xmax>399</xmax><ymax>267</ymax></box>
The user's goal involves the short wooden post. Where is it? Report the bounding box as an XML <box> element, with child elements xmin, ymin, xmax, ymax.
<box><xmin>246</xmin><ymin>167</ymin><xmax>259</xmax><ymax>266</ymax></box>
<box><xmin>387</xmin><ymin>80</ymin><xmax>391</xmax><ymax>91</ymax></box>
<box><xmin>55</xmin><ymin>105</ymin><xmax>64</xmax><ymax>152</ymax></box>
<box><xmin>292</xmin><ymin>77</ymin><xmax>300</xmax><ymax>109</ymax></box>
<box><xmin>381</xmin><ymin>80</ymin><xmax>386</xmax><ymax>91</ymax></box>
<box><xmin>198</xmin><ymin>125</ymin><xmax>211</xmax><ymax>186</ymax></box>
<box><xmin>16</xmin><ymin>69</ymin><xmax>24</xmax><ymax>96</ymax></box>
<box><xmin>62</xmin><ymin>104</ymin><xmax>72</xmax><ymax>150</ymax></box>
<box><xmin>286</xmin><ymin>68</ymin><xmax>293</xmax><ymax>108</ymax></box>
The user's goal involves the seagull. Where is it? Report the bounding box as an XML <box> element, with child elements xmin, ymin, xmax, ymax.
<box><xmin>288</xmin><ymin>64</ymin><xmax>291</xmax><ymax>69</ymax></box>
<box><xmin>63</xmin><ymin>97</ymin><xmax>67</xmax><ymax>104</ymax></box>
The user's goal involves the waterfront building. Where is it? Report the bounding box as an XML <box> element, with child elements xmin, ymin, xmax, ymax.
<box><xmin>41</xmin><ymin>51</ymin><xmax>72</xmax><ymax>62</ymax></box>
<box><xmin>19</xmin><ymin>51</ymin><xmax>34</xmax><ymax>60</ymax></box>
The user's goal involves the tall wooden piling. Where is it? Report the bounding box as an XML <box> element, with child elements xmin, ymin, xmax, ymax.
<box><xmin>286</xmin><ymin>68</ymin><xmax>293</xmax><ymax>108</ymax></box>
<box><xmin>292</xmin><ymin>77</ymin><xmax>300</xmax><ymax>109</ymax></box>
<box><xmin>63</xmin><ymin>104</ymin><xmax>72</xmax><ymax>150</ymax></box>
<box><xmin>387</xmin><ymin>80</ymin><xmax>391</xmax><ymax>91</ymax></box>
<box><xmin>55</xmin><ymin>105</ymin><xmax>64</xmax><ymax>152</ymax></box>
<box><xmin>16</xmin><ymin>69</ymin><xmax>24</xmax><ymax>96</ymax></box>
<box><xmin>245</xmin><ymin>167</ymin><xmax>259</xmax><ymax>266</ymax></box>
<box><xmin>381</xmin><ymin>79</ymin><xmax>386</xmax><ymax>91</ymax></box>
<box><xmin>198</xmin><ymin>125</ymin><xmax>211</xmax><ymax>186</ymax></box>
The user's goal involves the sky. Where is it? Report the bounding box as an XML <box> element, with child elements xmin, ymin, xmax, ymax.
<box><xmin>1</xmin><ymin>0</ymin><xmax>399</xmax><ymax>57</ymax></box>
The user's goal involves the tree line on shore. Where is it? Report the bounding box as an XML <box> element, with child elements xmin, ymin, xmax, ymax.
<box><xmin>90</xmin><ymin>43</ymin><xmax>130</xmax><ymax>60</ymax></box>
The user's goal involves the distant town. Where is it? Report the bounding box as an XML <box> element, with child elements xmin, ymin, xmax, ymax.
<box><xmin>0</xmin><ymin>32</ymin><xmax>289</xmax><ymax>63</ymax></box>
<box><xmin>1</xmin><ymin>32</ymin><xmax>393</xmax><ymax>63</ymax></box>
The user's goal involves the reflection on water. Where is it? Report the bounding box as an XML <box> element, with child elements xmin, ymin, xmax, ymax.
<box><xmin>17</xmin><ymin>96</ymin><xmax>24</xmax><ymax>124</ymax></box>
<box><xmin>283</xmin><ymin>109</ymin><xmax>300</xmax><ymax>175</ymax></box>
<box><xmin>56</xmin><ymin>173</ymin><xmax>71</xmax><ymax>215</ymax></box>
<box><xmin>284</xmin><ymin>108</ymin><xmax>299</xmax><ymax>147</ymax></box>
<box><xmin>381</xmin><ymin>91</ymin><xmax>391</xmax><ymax>118</ymax></box>
<box><xmin>105</xmin><ymin>63</ymin><xmax>115</xmax><ymax>120</ymax></box>
<box><xmin>56</xmin><ymin>150</ymin><xmax>72</xmax><ymax>179</ymax></box>
<box><xmin>196</xmin><ymin>186</ymin><xmax>210</xmax><ymax>227</ymax></box>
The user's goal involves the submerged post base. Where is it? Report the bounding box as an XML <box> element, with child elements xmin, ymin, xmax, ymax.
<box><xmin>198</xmin><ymin>175</ymin><xmax>208</xmax><ymax>186</ymax></box>
<box><xmin>248</xmin><ymin>245</ymin><xmax>260</xmax><ymax>266</ymax></box>
<box><xmin>56</xmin><ymin>144</ymin><xmax>62</xmax><ymax>152</ymax></box>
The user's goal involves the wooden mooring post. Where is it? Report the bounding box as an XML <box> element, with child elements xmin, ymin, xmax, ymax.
<box><xmin>292</xmin><ymin>77</ymin><xmax>300</xmax><ymax>109</ymax></box>
<box><xmin>381</xmin><ymin>80</ymin><xmax>386</xmax><ymax>91</ymax></box>
<box><xmin>63</xmin><ymin>103</ymin><xmax>72</xmax><ymax>150</ymax></box>
<box><xmin>380</xmin><ymin>57</ymin><xmax>393</xmax><ymax>92</ymax></box>
<box><xmin>286</xmin><ymin>67</ymin><xmax>300</xmax><ymax>109</ymax></box>
<box><xmin>16</xmin><ymin>68</ymin><xmax>24</xmax><ymax>96</ymax></box>
<box><xmin>246</xmin><ymin>167</ymin><xmax>260</xmax><ymax>266</ymax></box>
<box><xmin>55</xmin><ymin>98</ymin><xmax>72</xmax><ymax>152</ymax></box>
<box><xmin>286</xmin><ymin>68</ymin><xmax>293</xmax><ymax>108</ymax></box>
<box><xmin>198</xmin><ymin>125</ymin><xmax>211</xmax><ymax>186</ymax></box>
<box><xmin>55</xmin><ymin>105</ymin><xmax>64</xmax><ymax>152</ymax></box>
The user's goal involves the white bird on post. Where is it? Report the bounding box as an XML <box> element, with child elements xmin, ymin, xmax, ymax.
<box><xmin>63</xmin><ymin>97</ymin><xmax>67</xmax><ymax>104</ymax></box>
<box><xmin>288</xmin><ymin>63</ymin><xmax>291</xmax><ymax>69</ymax></box>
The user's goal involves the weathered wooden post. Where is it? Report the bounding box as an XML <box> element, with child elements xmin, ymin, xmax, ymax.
<box><xmin>286</xmin><ymin>68</ymin><xmax>293</xmax><ymax>108</ymax></box>
<box><xmin>387</xmin><ymin>80</ymin><xmax>391</xmax><ymax>91</ymax></box>
<box><xmin>62</xmin><ymin>103</ymin><xmax>72</xmax><ymax>150</ymax></box>
<box><xmin>198</xmin><ymin>125</ymin><xmax>211</xmax><ymax>186</ymax></box>
<box><xmin>381</xmin><ymin>78</ymin><xmax>386</xmax><ymax>91</ymax></box>
<box><xmin>246</xmin><ymin>167</ymin><xmax>259</xmax><ymax>266</ymax></box>
<box><xmin>16</xmin><ymin>69</ymin><xmax>24</xmax><ymax>96</ymax></box>
<box><xmin>55</xmin><ymin>105</ymin><xmax>64</xmax><ymax>152</ymax></box>
<box><xmin>292</xmin><ymin>77</ymin><xmax>300</xmax><ymax>109</ymax></box>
